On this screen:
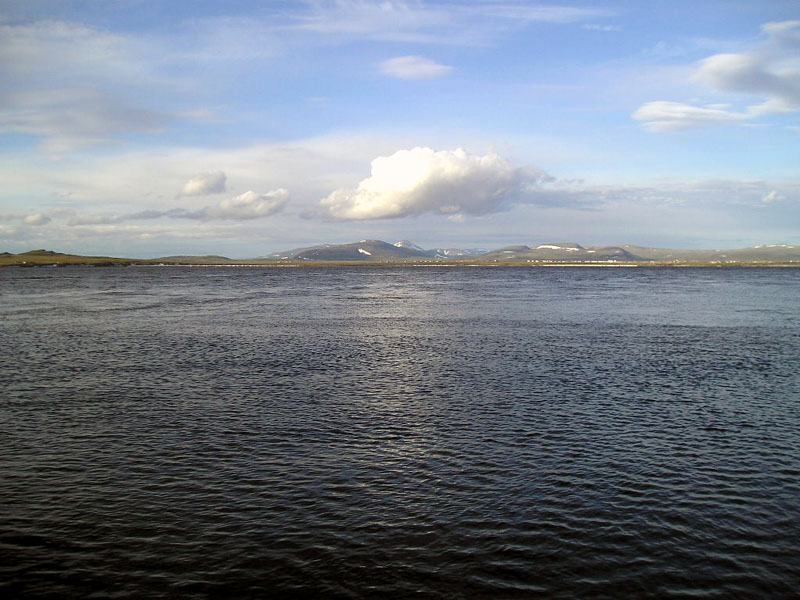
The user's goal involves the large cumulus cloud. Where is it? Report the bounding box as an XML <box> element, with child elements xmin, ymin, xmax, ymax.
<box><xmin>315</xmin><ymin>147</ymin><xmax>547</xmax><ymax>220</ymax></box>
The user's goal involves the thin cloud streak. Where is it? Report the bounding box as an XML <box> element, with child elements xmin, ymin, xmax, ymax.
<box><xmin>288</xmin><ymin>0</ymin><xmax>614</xmax><ymax>44</ymax></box>
<box><xmin>380</xmin><ymin>56</ymin><xmax>452</xmax><ymax>79</ymax></box>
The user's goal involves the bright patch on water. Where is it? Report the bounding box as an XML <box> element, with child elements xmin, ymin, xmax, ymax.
<box><xmin>1</xmin><ymin>266</ymin><xmax>799</xmax><ymax>598</ymax></box>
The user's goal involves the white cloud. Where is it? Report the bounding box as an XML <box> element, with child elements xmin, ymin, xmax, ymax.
<box><xmin>0</xmin><ymin>132</ymin><xmax>398</xmax><ymax>220</ymax></box>
<box><xmin>180</xmin><ymin>171</ymin><xmax>227</xmax><ymax>196</ymax></box>
<box><xmin>208</xmin><ymin>189</ymin><xmax>290</xmax><ymax>220</ymax></box>
<box><xmin>380</xmin><ymin>56</ymin><xmax>452</xmax><ymax>79</ymax></box>
<box><xmin>634</xmin><ymin>20</ymin><xmax>800</xmax><ymax>131</ymax></box>
<box><xmin>693</xmin><ymin>51</ymin><xmax>800</xmax><ymax>114</ymax></box>
<box><xmin>763</xmin><ymin>190</ymin><xmax>785</xmax><ymax>204</ymax></box>
<box><xmin>23</xmin><ymin>213</ymin><xmax>51</xmax><ymax>226</ymax></box>
<box><xmin>633</xmin><ymin>101</ymin><xmax>748</xmax><ymax>131</ymax></box>
<box><xmin>761</xmin><ymin>20</ymin><xmax>800</xmax><ymax>35</ymax></box>
<box><xmin>315</xmin><ymin>147</ymin><xmax>542</xmax><ymax>220</ymax></box>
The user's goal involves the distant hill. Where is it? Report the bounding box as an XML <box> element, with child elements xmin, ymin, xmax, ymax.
<box><xmin>259</xmin><ymin>244</ymin><xmax>333</xmax><ymax>260</ymax></box>
<box><xmin>0</xmin><ymin>250</ymin><xmax>233</xmax><ymax>267</ymax></box>
<box><xmin>480</xmin><ymin>243</ymin><xmax>637</xmax><ymax>262</ymax></box>
<box><xmin>264</xmin><ymin>239</ymin><xmax>428</xmax><ymax>262</ymax></box>
<box><xmin>621</xmin><ymin>244</ymin><xmax>800</xmax><ymax>263</ymax></box>
<box><xmin>0</xmin><ymin>249</ymin><xmax>142</xmax><ymax>267</ymax></box>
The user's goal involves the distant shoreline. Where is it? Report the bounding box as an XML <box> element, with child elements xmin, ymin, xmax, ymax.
<box><xmin>3</xmin><ymin>247</ymin><xmax>800</xmax><ymax>268</ymax></box>
<box><xmin>3</xmin><ymin>258</ymin><xmax>799</xmax><ymax>269</ymax></box>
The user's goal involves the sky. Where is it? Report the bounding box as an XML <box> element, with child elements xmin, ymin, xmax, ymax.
<box><xmin>0</xmin><ymin>0</ymin><xmax>798</xmax><ymax>258</ymax></box>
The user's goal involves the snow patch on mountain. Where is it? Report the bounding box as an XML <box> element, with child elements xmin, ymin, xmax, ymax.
<box><xmin>536</xmin><ymin>244</ymin><xmax>580</xmax><ymax>251</ymax></box>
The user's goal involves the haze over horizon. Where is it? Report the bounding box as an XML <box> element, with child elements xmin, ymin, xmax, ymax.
<box><xmin>1</xmin><ymin>0</ymin><xmax>798</xmax><ymax>259</ymax></box>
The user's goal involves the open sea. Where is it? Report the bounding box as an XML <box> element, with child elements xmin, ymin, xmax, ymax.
<box><xmin>1</xmin><ymin>265</ymin><xmax>799</xmax><ymax>599</ymax></box>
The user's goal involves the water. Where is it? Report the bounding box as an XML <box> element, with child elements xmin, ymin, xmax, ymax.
<box><xmin>2</xmin><ymin>266</ymin><xmax>799</xmax><ymax>599</ymax></box>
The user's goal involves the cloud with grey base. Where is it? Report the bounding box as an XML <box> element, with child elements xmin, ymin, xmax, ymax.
<box><xmin>207</xmin><ymin>189</ymin><xmax>289</xmax><ymax>219</ymax></box>
<box><xmin>315</xmin><ymin>147</ymin><xmax>556</xmax><ymax>220</ymax></box>
<box><xmin>65</xmin><ymin>189</ymin><xmax>289</xmax><ymax>225</ymax></box>
<box><xmin>634</xmin><ymin>20</ymin><xmax>800</xmax><ymax>131</ymax></box>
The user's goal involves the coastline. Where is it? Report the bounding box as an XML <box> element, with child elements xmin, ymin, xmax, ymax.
<box><xmin>3</xmin><ymin>257</ymin><xmax>799</xmax><ymax>268</ymax></box>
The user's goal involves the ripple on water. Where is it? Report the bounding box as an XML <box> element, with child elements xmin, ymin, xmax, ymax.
<box><xmin>1</xmin><ymin>266</ymin><xmax>799</xmax><ymax>598</ymax></box>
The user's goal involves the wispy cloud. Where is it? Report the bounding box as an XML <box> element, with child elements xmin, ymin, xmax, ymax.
<box><xmin>581</xmin><ymin>24</ymin><xmax>621</xmax><ymax>32</ymax></box>
<box><xmin>0</xmin><ymin>19</ymin><xmax>190</xmax><ymax>153</ymax></box>
<box><xmin>633</xmin><ymin>101</ymin><xmax>748</xmax><ymax>132</ymax></box>
<box><xmin>380</xmin><ymin>55</ymin><xmax>452</xmax><ymax>79</ymax></box>
<box><xmin>289</xmin><ymin>0</ymin><xmax>613</xmax><ymax>45</ymax></box>
<box><xmin>0</xmin><ymin>2</ymin><xmax>613</xmax><ymax>154</ymax></box>
<box><xmin>0</xmin><ymin>87</ymin><xmax>173</xmax><ymax>153</ymax></box>
<box><xmin>474</xmin><ymin>3</ymin><xmax>611</xmax><ymax>24</ymax></box>
<box><xmin>0</xmin><ymin>19</ymin><xmax>149</xmax><ymax>82</ymax></box>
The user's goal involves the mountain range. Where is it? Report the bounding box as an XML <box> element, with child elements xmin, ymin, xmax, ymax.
<box><xmin>2</xmin><ymin>241</ymin><xmax>799</xmax><ymax>267</ymax></box>
<box><xmin>257</xmin><ymin>240</ymin><xmax>800</xmax><ymax>264</ymax></box>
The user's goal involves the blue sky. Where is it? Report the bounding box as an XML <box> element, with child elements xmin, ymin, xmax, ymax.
<box><xmin>1</xmin><ymin>0</ymin><xmax>798</xmax><ymax>257</ymax></box>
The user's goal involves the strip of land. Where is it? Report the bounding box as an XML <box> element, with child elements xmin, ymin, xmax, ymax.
<box><xmin>2</xmin><ymin>247</ymin><xmax>799</xmax><ymax>268</ymax></box>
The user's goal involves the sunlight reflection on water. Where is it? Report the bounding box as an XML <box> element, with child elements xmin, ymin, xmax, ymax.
<box><xmin>2</xmin><ymin>266</ymin><xmax>799</xmax><ymax>598</ymax></box>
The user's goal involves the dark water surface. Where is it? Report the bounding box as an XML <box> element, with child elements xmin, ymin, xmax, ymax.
<box><xmin>2</xmin><ymin>266</ymin><xmax>799</xmax><ymax>599</ymax></box>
